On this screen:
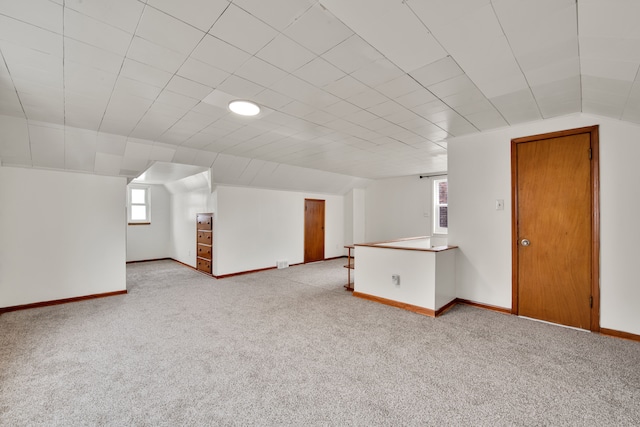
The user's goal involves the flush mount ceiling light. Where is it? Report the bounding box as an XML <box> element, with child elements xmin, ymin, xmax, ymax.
<box><xmin>228</xmin><ymin>100</ymin><xmax>260</xmax><ymax>116</ymax></box>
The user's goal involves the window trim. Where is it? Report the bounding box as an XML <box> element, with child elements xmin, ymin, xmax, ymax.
<box><xmin>128</xmin><ymin>185</ymin><xmax>151</xmax><ymax>225</ymax></box>
<box><xmin>433</xmin><ymin>177</ymin><xmax>448</xmax><ymax>235</ymax></box>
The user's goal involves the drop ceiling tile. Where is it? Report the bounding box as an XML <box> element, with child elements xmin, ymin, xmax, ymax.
<box><xmin>124</xmin><ymin>140</ymin><xmax>153</xmax><ymax>159</ymax></box>
<box><xmin>28</xmin><ymin>123</ymin><xmax>65</xmax><ymax>168</ymax></box>
<box><xmin>366</xmin><ymin>100</ymin><xmax>404</xmax><ymax>118</ymax></box>
<box><xmin>64</xmin><ymin>38</ymin><xmax>124</xmax><ymax>75</ymax></box>
<box><xmin>165</xmin><ymin>75</ymin><xmax>212</xmax><ymax>100</ymax></box>
<box><xmin>0</xmin><ymin>15</ymin><xmax>63</xmax><ymax>57</ymax></box>
<box><xmin>428</xmin><ymin>74</ymin><xmax>478</xmax><ymax>99</ymax></box>
<box><xmin>121</xmin><ymin>156</ymin><xmax>150</xmax><ymax>171</ymax></box>
<box><xmin>64</xmin><ymin>8</ymin><xmax>132</xmax><ymax>56</ymax></box>
<box><xmin>99</xmin><ymin>118</ymin><xmax>137</xmax><ymax>136</ymax></box>
<box><xmin>0</xmin><ymin>116</ymin><xmax>29</xmax><ymax>158</ymax></box>
<box><xmin>375</xmin><ymin>75</ymin><xmax>424</xmax><ymax>100</ymax></box>
<box><xmin>65</xmin><ymin>127</ymin><xmax>97</xmax><ymax>172</ymax></box>
<box><xmin>465</xmin><ymin>110</ymin><xmax>507</xmax><ymax>130</ymax></box>
<box><xmin>583</xmin><ymin>86</ymin><xmax>628</xmax><ymax>107</ymax></box>
<box><xmin>149</xmin><ymin>144</ymin><xmax>177</xmax><ymax>162</ymax></box>
<box><xmin>135</xmin><ymin>6</ymin><xmax>204</xmax><ymax>55</ymax></box>
<box><xmin>532</xmin><ymin>75</ymin><xmax>581</xmax><ymax>104</ymax></box>
<box><xmin>304</xmin><ymin>110</ymin><xmax>338</xmax><ymax>126</ymax></box>
<box><xmin>3</xmin><ymin>45</ymin><xmax>64</xmax><ymax>88</ymax></box>
<box><xmin>66</xmin><ymin>61</ymin><xmax>117</xmax><ymax>93</ymax></box>
<box><xmin>305</xmin><ymin>89</ymin><xmax>341</xmax><ymax>109</ymax></box>
<box><xmin>441</xmin><ymin>89</ymin><xmax>488</xmax><ymax>109</ymax></box>
<box><xmin>210</xmin><ymin>4</ymin><xmax>278</xmax><ymax>55</ymax></box>
<box><xmin>411</xmin><ymin>100</ymin><xmax>451</xmax><ymax>119</ymax></box>
<box><xmin>383</xmin><ymin>109</ymin><xmax>421</xmax><ymax>125</ymax></box>
<box><xmin>65</xmin><ymin>0</ymin><xmax>144</xmax><ymax>33</ymax></box>
<box><xmin>324</xmin><ymin>100</ymin><xmax>361</xmax><ymax>117</ymax></box>
<box><xmin>622</xmin><ymin>108</ymin><xmax>640</xmax><ymax>124</ymax></box>
<box><xmin>279</xmin><ymin>100</ymin><xmax>315</xmax><ymax>118</ymax></box>
<box><xmin>147</xmin><ymin>0</ymin><xmax>228</xmax><ymax>32</ymax></box>
<box><xmin>294</xmin><ymin>57</ymin><xmax>345</xmax><ymax>88</ymax></box>
<box><xmin>255</xmin><ymin>34</ymin><xmax>315</xmax><ymax>73</ymax></box>
<box><xmin>0</xmin><ymin>0</ymin><xmax>63</xmax><ymax>34</ymax></box>
<box><xmin>149</xmin><ymin>95</ymin><xmax>194</xmax><ymax>116</ymax></box>
<box><xmin>191</xmin><ymin>150</ymin><xmax>218</xmax><ymax>167</ymax></box>
<box><xmin>112</xmin><ymin>76</ymin><xmax>162</xmax><ymax>101</ymax></box>
<box><xmin>321</xmin><ymin>76</ymin><xmax>365</xmax><ymax>100</ymax></box>
<box><xmin>346</xmin><ymin>89</ymin><xmax>388</xmax><ymax>110</ymax></box>
<box><xmin>283</xmin><ymin>3</ymin><xmax>353</xmax><ymax>55</ymax></box>
<box><xmin>120</xmin><ymin>58</ymin><xmax>173</xmax><ymax>88</ymax></box>
<box><xmin>191</xmin><ymin>34</ymin><xmax>251</xmax><ymax>73</ymax></box>
<box><xmin>320</xmin><ymin>0</ymin><xmax>447</xmax><ymax>73</ymax></box>
<box><xmin>182</xmin><ymin>132</ymin><xmax>216</xmax><ymax>149</ymax></box>
<box><xmin>253</xmin><ymin>89</ymin><xmax>294</xmax><ymax>109</ymax></box>
<box><xmin>270</xmin><ymin>74</ymin><xmax>316</xmax><ymax>102</ymax></box>
<box><xmin>130</xmin><ymin>116</ymin><xmax>173</xmax><ymax>140</ymax></box>
<box><xmin>233</xmin><ymin>0</ymin><xmax>314</xmax><ymax>31</ymax></box>
<box><xmin>395</xmin><ymin>89</ymin><xmax>438</xmax><ymax>109</ymax></box>
<box><xmin>525</xmin><ymin>57</ymin><xmax>580</xmax><ymax>87</ymax></box>
<box><xmin>581</xmin><ymin>58</ymin><xmax>640</xmax><ymax>82</ymax></box>
<box><xmin>351</xmin><ymin>58</ymin><xmax>404</xmax><ymax>87</ymax></box>
<box><xmin>176</xmin><ymin>58</ymin><xmax>230</xmax><ymax>88</ymax></box>
<box><xmin>582</xmin><ymin>75</ymin><xmax>633</xmax><ymax>98</ymax></box>
<box><xmin>494</xmin><ymin>0</ymin><xmax>577</xmax><ymax>55</ymax></box>
<box><xmin>103</xmin><ymin>93</ymin><xmax>154</xmax><ymax>121</ymax></box>
<box><xmin>516</xmin><ymin>38</ymin><xmax>578</xmax><ymax>73</ymax></box>
<box><xmin>127</xmin><ymin>36</ymin><xmax>188</xmax><ymax>74</ymax></box>
<box><xmin>436</xmin><ymin>114</ymin><xmax>478</xmax><ymax>136</ymax></box>
<box><xmin>96</xmin><ymin>132</ymin><xmax>127</xmax><ymax>155</ymax></box>
<box><xmin>64</xmin><ymin>107</ymin><xmax>104</xmax><ymax>131</ymax></box>
<box><xmin>578</xmin><ymin>0</ymin><xmax>640</xmax><ymax>39</ymax></box>
<box><xmin>0</xmin><ymin>89</ymin><xmax>24</xmax><ymax>117</ymax></box>
<box><xmin>322</xmin><ymin>35</ymin><xmax>383</xmax><ymax>75</ymax></box>
<box><xmin>180</xmin><ymin>110</ymin><xmax>220</xmax><ymax>130</ymax></box>
<box><xmin>343</xmin><ymin>109</ymin><xmax>378</xmax><ymax>126</ymax></box>
<box><xmin>580</xmin><ymin>37</ymin><xmax>640</xmax><ymax>64</ymax></box>
<box><xmin>234</xmin><ymin>57</ymin><xmax>289</xmax><ymax>88</ymax></box>
<box><xmin>410</xmin><ymin>56</ymin><xmax>464</xmax><ymax>88</ymax></box>
<box><xmin>582</xmin><ymin>99</ymin><xmax>624</xmax><ymax>119</ymax></box>
<box><xmin>94</xmin><ymin>152</ymin><xmax>123</xmax><ymax>175</ymax></box>
<box><xmin>538</xmin><ymin>97</ymin><xmax>581</xmax><ymax>119</ymax></box>
<box><xmin>217</xmin><ymin>75</ymin><xmax>265</xmax><ymax>99</ymax></box>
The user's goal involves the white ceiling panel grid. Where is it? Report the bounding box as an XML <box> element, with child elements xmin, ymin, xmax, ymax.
<box><xmin>2</xmin><ymin>0</ymin><xmax>640</xmax><ymax>185</ymax></box>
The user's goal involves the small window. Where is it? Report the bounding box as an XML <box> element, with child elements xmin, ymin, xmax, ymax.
<box><xmin>433</xmin><ymin>178</ymin><xmax>448</xmax><ymax>234</ymax></box>
<box><xmin>128</xmin><ymin>186</ymin><xmax>150</xmax><ymax>224</ymax></box>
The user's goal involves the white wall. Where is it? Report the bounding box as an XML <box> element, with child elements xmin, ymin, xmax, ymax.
<box><xmin>448</xmin><ymin>113</ymin><xmax>640</xmax><ymax>335</ymax></box>
<box><xmin>0</xmin><ymin>167</ymin><xmax>126</xmax><ymax>308</ymax></box>
<box><xmin>364</xmin><ymin>175</ymin><xmax>431</xmax><ymax>242</ymax></box>
<box><xmin>126</xmin><ymin>184</ymin><xmax>171</xmax><ymax>262</ymax></box>
<box><xmin>344</xmin><ymin>188</ymin><xmax>366</xmax><ymax>246</ymax></box>
<box><xmin>354</xmin><ymin>245</ymin><xmax>456</xmax><ymax>311</ymax></box>
<box><xmin>215</xmin><ymin>185</ymin><xmax>344</xmax><ymax>276</ymax></box>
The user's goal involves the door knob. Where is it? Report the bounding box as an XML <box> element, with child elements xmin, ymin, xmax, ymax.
<box><xmin>520</xmin><ymin>239</ymin><xmax>530</xmax><ymax>247</ymax></box>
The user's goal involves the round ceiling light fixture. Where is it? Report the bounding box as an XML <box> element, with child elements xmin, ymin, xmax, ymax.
<box><xmin>228</xmin><ymin>99</ymin><xmax>261</xmax><ymax>116</ymax></box>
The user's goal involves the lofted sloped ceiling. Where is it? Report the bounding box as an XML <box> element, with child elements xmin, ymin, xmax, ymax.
<box><xmin>0</xmin><ymin>0</ymin><xmax>639</xmax><ymax>188</ymax></box>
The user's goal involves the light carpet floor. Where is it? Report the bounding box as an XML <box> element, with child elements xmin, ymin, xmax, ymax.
<box><xmin>1</xmin><ymin>259</ymin><xmax>638</xmax><ymax>426</ymax></box>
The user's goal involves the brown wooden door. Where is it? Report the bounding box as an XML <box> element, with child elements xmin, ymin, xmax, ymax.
<box><xmin>304</xmin><ymin>199</ymin><xmax>325</xmax><ymax>263</ymax></box>
<box><xmin>512</xmin><ymin>127</ymin><xmax>599</xmax><ymax>330</ymax></box>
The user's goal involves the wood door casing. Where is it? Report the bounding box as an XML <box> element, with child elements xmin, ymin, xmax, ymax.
<box><xmin>304</xmin><ymin>199</ymin><xmax>325</xmax><ymax>263</ymax></box>
<box><xmin>511</xmin><ymin>126</ymin><xmax>600</xmax><ymax>331</ymax></box>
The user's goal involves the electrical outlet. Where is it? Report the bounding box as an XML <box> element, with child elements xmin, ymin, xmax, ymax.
<box><xmin>392</xmin><ymin>274</ymin><xmax>400</xmax><ymax>286</ymax></box>
<box><xmin>495</xmin><ymin>199</ymin><xmax>504</xmax><ymax>210</ymax></box>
